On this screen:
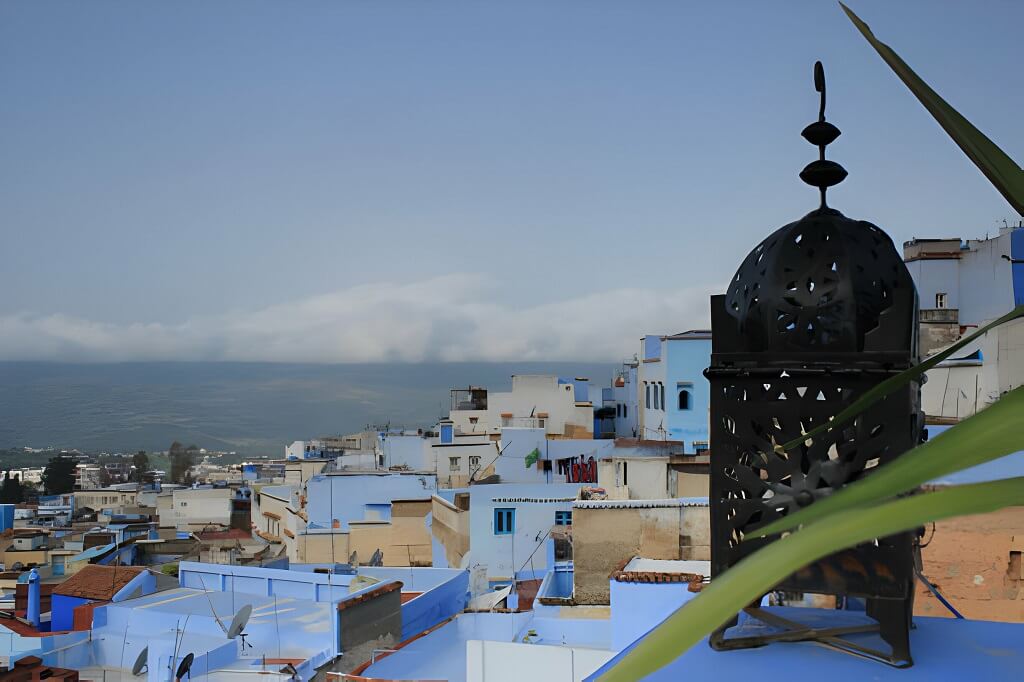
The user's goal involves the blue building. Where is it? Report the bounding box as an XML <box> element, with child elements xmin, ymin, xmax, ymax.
<box><xmin>635</xmin><ymin>330</ymin><xmax>712</xmax><ymax>452</ymax></box>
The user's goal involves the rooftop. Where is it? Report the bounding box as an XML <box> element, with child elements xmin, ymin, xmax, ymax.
<box><xmin>612</xmin><ymin>558</ymin><xmax>711</xmax><ymax>584</ymax></box>
<box><xmin>588</xmin><ymin>607</ymin><xmax>1024</xmax><ymax>681</ymax></box>
<box><xmin>53</xmin><ymin>565</ymin><xmax>146</xmax><ymax>600</ymax></box>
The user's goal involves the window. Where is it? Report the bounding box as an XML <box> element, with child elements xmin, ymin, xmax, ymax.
<box><xmin>501</xmin><ymin>416</ymin><xmax>512</xmax><ymax>427</ymax></box>
<box><xmin>653</xmin><ymin>384</ymin><xmax>660</xmax><ymax>410</ymax></box>
<box><xmin>469</xmin><ymin>455</ymin><xmax>481</xmax><ymax>469</ymax></box>
<box><xmin>448</xmin><ymin>456</ymin><xmax>460</xmax><ymax>472</ymax></box>
<box><xmin>469</xmin><ymin>417</ymin><xmax>478</xmax><ymax>424</ymax></box>
<box><xmin>623</xmin><ymin>461</ymin><xmax>628</xmax><ymax>486</ymax></box>
<box><xmin>678</xmin><ymin>389</ymin><xmax>691</xmax><ymax>410</ymax></box>
<box><xmin>180</xmin><ymin>502</ymin><xmax>187</xmax><ymax>507</ymax></box>
<box><xmin>555</xmin><ymin>511</ymin><xmax>572</xmax><ymax>526</ymax></box>
<box><xmin>537</xmin><ymin>418</ymin><xmax>546</xmax><ymax>429</ymax></box>
<box><xmin>622</xmin><ymin>405</ymin><xmax>627</xmax><ymax>419</ymax></box>
<box><xmin>660</xmin><ymin>384</ymin><xmax>666</xmax><ymax>411</ymax></box>
<box><xmin>645</xmin><ymin>383</ymin><xmax>651</xmax><ymax>409</ymax></box>
<box><xmin>936</xmin><ymin>292</ymin><xmax>948</xmax><ymax>309</ymax></box>
<box><xmin>616</xmin><ymin>404</ymin><xmax>622</xmax><ymax>417</ymax></box>
<box><xmin>494</xmin><ymin>508</ymin><xmax>515</xmax><ymax>535</ymax></box>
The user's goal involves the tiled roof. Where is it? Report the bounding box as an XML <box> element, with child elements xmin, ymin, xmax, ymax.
<box><xmin>573</xmin><ymin>497</ymin><xmax>708</xmax><ymax>509</ymax></box>
<box><xmin>610</xmin><ymin>557</ymin><xmax>709</xmax><ymax>587</ymax></box>
<box><xmin>53</xmin><ymin>565</ymin><xmax>145</xmax><ymax>601</ymax></box>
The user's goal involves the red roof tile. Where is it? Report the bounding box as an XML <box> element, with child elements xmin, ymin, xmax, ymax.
<box><xmin>53</xmin><ymin>565</ymin><xmax>146</xmax><ymax>601</ymax></box>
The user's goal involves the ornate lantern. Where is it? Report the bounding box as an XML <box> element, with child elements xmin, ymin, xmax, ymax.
<box><xmin>705</xmin><ymin>62</ymin><xmax>922</xmax><ymax>666</ymax></box>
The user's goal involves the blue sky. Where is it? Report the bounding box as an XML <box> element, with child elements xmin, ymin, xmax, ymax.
<box><xmin>1</xmin><ymin>1</ymin><xmax>1021</xmax><ymax>362</ymax></box>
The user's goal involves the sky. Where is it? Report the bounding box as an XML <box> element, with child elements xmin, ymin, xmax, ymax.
<box><xmin>1</xmin><ymin>0</ymin><xmax>1021</xmax><ymax>363</ymax></box>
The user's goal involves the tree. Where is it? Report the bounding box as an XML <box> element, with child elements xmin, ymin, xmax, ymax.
<box><xmin>41</xmin><ymin>456</ymin><xmax>77</xmax><ymax>495</ymax></box>
<box><xmin>131</xmin><ymin>451</ymin><xmax>150</xmax><ymax>482</ymax></box>
<box><xmin>169</xmin><ymin>441</ymin><xmax>195</xmax><ymax>484</ymax></box>
<box><xmin>0</xmin><ymin>472</ymin><xmax>24</xmax><ymax>504</ymax></box>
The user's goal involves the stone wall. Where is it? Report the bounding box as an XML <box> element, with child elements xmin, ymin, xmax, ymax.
<box><xmin>915</xmin><ymin>505</ymin><xmax>1024</xmax><ymax>622</ymax></box>
<box><xmin>572</xmin><ymin>504</ymin><xmax>710</xmax><ymax>605</ymax></box>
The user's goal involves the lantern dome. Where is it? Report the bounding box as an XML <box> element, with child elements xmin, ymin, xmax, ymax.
<box><xmin>723</xmin><ymin>208</ymin><xmax>914</xmax><ymax>353</ymax></box>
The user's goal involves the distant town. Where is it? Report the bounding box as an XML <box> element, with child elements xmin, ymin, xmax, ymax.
<box><xmin>2</xmin><ymin>226</ymin><xmax>1022</xmax><ymax>679</ymax></box>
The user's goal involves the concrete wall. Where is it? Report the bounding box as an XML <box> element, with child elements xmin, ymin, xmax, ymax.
<box><xmin>305</xmin><ymin>473</ymin><xmax>436</xmax><ymax>530</ymax></box>
<box><xmin>597</xmin><ymin>457</ymin><xmax>668</xmax><ymax>500</ymax></box>
<box><xmin>468</xmin><ymin>483</ymin><xmax>581</xmax><ymax>582</ymax></box>
<box><xmin>337</xmin><ymin>585</ymin><xmax>402</xmax><ymax>661</ymax></box>
<box><xmin>467</xmin><ymin>640</ymin><xmax>613</xmax><ymax>682</ymax></box>
<box><xmin>297</xmin><ymin>530</ymin><xmax>351</xmax><ymax>564</ymax></box>
<box><xmin>959</xmin><ymin>232</ymin><xmax>1017</xmax><ymax>325</ymax></box>
<box><xmin>349</xmin><ymin>500</ymin><xmax>433</xmax><ymax>566</ymax></box>
<box><xmin>170</xmin><ymin>488</ymin><xmax>233</xmax><ymax>530</ymax></box>
<box><xmin>380</xmin><ymin>433</ymin><xmax>432</xmax><ymax>470</ymax></box>
<box><xmin>908</xmin><ymin>257</ymin><xmax>961</xmax><ymax>312</ymax></box>
<box><xmin>609</xmin><ymin>579</ymin><xmax>697</xmax><ymax>651</ymax></box>
<box><xmin>431</xmin><ymin>495</ymin><xmax>470</xmax><ymax>569</ymax></box>
<box><xmin>922</xmin><ymin>318</ymin><xmax>1024</xmax><ymax>418</ymax></box>
<box><xmin>572</xmin><ymin>503</ymin><xmax>710</xmax><ymax>604</ymax></box>
<box><xmin>432</xmin><ymin>438</ymin><xmax>497</xmax><ymax>488</ymax></box>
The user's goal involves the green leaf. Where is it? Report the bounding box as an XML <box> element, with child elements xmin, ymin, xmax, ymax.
<box><xmin>596</xmin><ymin>477</ymin><xmax>1024</xmax><ymax>682</ymax></box>
<box><xmin>776</xmin><ymin>305</ymin><xmax>1024</xmax><ymax>456</ymax></box>
<box><xmin>755</xmin><ymin>384</ymin><xmax>1024</xmax><ymax>538</ymax></box>
<box><xmin>840</xmin><ymin>2</ymin><xmax>1024</xmax><ymax>216</ymax></box>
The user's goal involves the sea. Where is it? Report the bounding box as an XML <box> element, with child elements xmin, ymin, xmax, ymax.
<box><xmin>0</xmin><ymin>361</ymin><xmax>616</xmax><ymax>456</ymax></box>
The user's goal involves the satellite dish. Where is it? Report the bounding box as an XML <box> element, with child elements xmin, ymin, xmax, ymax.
<box><xmin>175</xmin><ymin>652</ymin><xmax>194</xmax><ymax>681</ymax></box>
<box><xmin>226</xmin><ymin>604</ymin><xmax>253</xmax><ymax>639</ymax></box>
<box><xmin>132</xmin><ymin>647</ymin><xmax>149</xmax><ymax>676</ymax></box>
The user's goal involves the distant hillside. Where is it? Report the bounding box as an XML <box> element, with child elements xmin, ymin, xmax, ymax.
<box><xmin>0</xmin><ymin>361</ymin><xmax>616</xmax><ymax>457</ymax></box>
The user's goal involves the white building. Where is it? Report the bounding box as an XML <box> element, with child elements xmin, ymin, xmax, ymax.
<box><xmin>170</xmin><ymin>487</ymin><xmax>235</xmax><ymax>531</ymax></box>
<box><xmin>904</xmin><ymin>225</ymin><xmax>1024</xmax><ymax>420</ymax></box>
<box><xmin>448</xmin><ymin>375</ymin><xmax>596</xmax><ymax>440</ymax></box>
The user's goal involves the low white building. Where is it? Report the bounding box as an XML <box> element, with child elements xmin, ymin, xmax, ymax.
<box><xmin>905</xmin><ymin>226</ymin><xmax>1024</xmax><ymax>420</ymax></box>
<box><xmin>170</xmin><ymin>487</ymin><xmax>235</xmax><ymax>530</ymax></box>
<box><xmin>448</xmin><ymin>375</ymin><xmax>596</xmax><ymax>440</ymax></box>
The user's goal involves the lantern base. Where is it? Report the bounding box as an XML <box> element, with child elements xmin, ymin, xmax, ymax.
<box><xmin>710</xmin><ymin>602</ymin><xmax>913</xmax><ymax>667</ymax></box>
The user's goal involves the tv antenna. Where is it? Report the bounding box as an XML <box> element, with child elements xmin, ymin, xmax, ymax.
<box><xmin>226</xmin><ymin>603</ymin><xmax>254</xmax><ymax>651</ymax></box>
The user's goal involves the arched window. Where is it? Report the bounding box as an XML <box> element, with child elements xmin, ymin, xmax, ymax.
<box><xmin>678</xmin><ymin>389</ymin><xmax>691</xmax><ymax>410</ymax></box>
<box><xmin>653</xmin><ymin>384</ymin><xmax>660</xmax><ymax>410</ymax></box>
<box><xmin>660</xmin><ymin>384</ymin><xmax>666</xmax><ymax>411</ymax></box>
<box><xmin>645</xmin><ymin>383</ymin><xmax>650</xmax><ymax>409</ymax></box>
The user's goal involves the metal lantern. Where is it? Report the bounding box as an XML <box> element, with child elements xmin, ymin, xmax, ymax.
<box><xmin>705</xmin><ymin>62</ymin><xmax>923</xmax><ymax>666</ymax></box>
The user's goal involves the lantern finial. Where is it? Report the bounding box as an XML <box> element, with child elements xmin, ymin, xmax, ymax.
<box><xmin>799</xmin><ymin>61</ymin><xmax>847</xmax><ymax>209</ymax></box>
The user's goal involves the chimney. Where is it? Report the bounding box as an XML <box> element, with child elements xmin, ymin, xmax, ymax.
<box><xmin>27</xmin><ymin>568</ymin><xmax>41</xmax><ymax>628</ymax></box>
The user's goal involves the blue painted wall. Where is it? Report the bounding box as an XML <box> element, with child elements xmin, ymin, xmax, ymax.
<box><xmin>610</xmin><ymin>579</ymin><xmax>697</xmax><ymax>650</ymax></box>
<box><xmin>664</xmin><ymin>337</ymin><xmax>711</xmax><ymax>451</ymax></box>
<box><xmin>51</xmin><ymin>594</ymin><xmax>91</xmax><ymax>631</ymax></box>
<box><xmin>0</xmin><ymin>504</ymin><xmax>13</xmax><ymax>532</ymax></box>
<box><xmin>305</xmin><ymin>474</ymin><xmax>436</xmax><ymax>530</ymax></box>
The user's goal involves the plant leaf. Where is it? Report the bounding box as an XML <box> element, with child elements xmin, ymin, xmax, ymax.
<box><xmin>755</xmin><ymin>385</ymin><xmax>1024</xmax><ymax>538</ymax></box>
<box><xmin>595</xmin><ymin>477</ymin><xmax>1024</xmax><ymax>682</ymax></box>
<box><xmin>776</xmin><ymin>305</ymin><xmax>1024</xmax><ymax>455</ymax></box>
<box><xmin>840</xmin><ymin>2</ymin><xmax>1024</xmax><ymax>216</ymax></box>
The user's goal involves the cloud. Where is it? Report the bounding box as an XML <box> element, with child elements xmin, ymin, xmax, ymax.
<box><xmin>0</xmin><ymin>274</ymin><xmax>721</xmax><ymax>363</ymax></box>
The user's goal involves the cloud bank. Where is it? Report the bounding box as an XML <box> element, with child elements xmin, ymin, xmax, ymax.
<box><xmin>0</xmin><ymin>275</ymin><xmax>721</xmax><ymax>363</ymax></box>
